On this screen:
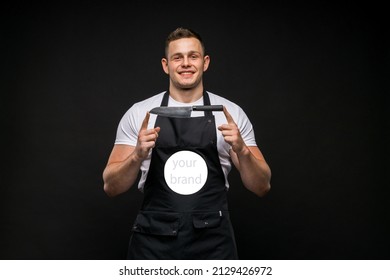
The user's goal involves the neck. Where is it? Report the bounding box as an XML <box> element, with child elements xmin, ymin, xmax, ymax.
<box><xmin>169</xmin><ymin>88</ymin><xmax>204</xmax><ymax>103</ymax></box>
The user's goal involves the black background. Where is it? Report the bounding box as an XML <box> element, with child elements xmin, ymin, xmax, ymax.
<box><xmin>1</xmin><ymin>1</ymin><xmax>389</xmax><ymax>260</ymax></box>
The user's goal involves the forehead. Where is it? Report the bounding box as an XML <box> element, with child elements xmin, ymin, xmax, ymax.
<box><xmin>167</xmin><ymin>37</ymin><xmax>203</xmax><ymax>56</ymax></box>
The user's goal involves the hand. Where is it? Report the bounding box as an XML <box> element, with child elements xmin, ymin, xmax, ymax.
<box><xmin>218</xmin><ymin>106</ymin><xmax>248</xmax><ymax>155</ymax></box>
<box><xmin>135</xmin><ymin>112</ymin><xmax>160</xmax><ymax>160</ymax></box>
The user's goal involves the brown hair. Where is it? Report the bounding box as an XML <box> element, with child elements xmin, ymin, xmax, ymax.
<box><xmin>165</xmin><ymin>27</ymin><xmax>206</xmax><ymax>56</ymax></box>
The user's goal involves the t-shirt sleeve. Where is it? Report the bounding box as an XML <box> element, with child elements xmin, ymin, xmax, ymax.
<box><xmin>236</xmin><ymin>106</ymin><xmax>257</xmax><ymax>147</ymax></box>
<box><xmin>114</xmin><ymin>105</ymin><xmax>140</xmax><ymax>146</ymax></box>
<box><xmin>112</xmin><ymin>92</ymin><xmax>163</xmax><ymax>147</ymax></box>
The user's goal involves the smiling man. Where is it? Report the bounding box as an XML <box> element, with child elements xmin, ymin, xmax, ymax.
<box><xmin>102</xmin><ymin>27</ymin><xmax>271</xmax><ymax>259</ymax></box>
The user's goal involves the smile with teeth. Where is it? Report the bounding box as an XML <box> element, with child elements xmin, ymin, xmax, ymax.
<box><xmin>180</xmin><ymin>71</ymin><xmax>194</xmax><ymax>78</ymax></box>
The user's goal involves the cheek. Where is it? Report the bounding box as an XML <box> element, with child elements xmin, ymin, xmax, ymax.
<box><xmin>167</xmin><ymin>63</ymin><xmax>179</xmax><ymax>73</ymax></box>
<box><xmin>164</xmin><ymin>64</ymin><xmax>176</xmax><ymax>75</ymax></box>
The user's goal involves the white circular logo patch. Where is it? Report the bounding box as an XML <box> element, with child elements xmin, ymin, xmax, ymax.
<box><xmin>164</xmin><ymin>151</ymin><xmax>208</xmax><ymax>195</ymax></box>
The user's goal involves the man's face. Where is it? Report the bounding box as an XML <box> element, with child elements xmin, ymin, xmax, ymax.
<box><xmin>162</xmin><ymin>37</ymin><xmax>210</xmax><ymax>90</ymax></box>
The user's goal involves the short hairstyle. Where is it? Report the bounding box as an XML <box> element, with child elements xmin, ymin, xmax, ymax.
<box><xmin>165</xmin><ymin>27</ymin><xmax>206</xmax><ymax>57</ymax></box>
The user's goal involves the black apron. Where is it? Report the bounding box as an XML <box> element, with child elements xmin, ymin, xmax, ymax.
<box><xmin>127</xmin><ymin>91</ymin><xmax>238</xmax><ymax>259</ymax></box>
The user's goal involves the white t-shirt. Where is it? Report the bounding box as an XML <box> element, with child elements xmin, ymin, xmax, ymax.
<box><xmin>115</xmin><ymin>91</ymin><xmax>257</xmax><ymax>191</ymax></box>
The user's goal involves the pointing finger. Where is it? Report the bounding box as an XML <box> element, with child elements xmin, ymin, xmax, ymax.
<box><xmin>223</xmin><ymin>106</ymin><xmax>235</xmax><ymax>124</ymax></box>
<box><xmin>141</xmin><ymin>111</ymin><xmax>150</xmax><ymax>130</ymax></box>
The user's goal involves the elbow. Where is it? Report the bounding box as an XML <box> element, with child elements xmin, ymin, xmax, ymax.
<box><xmin>259</xmin><ymin>167</ymin><xmax>272</xmax><ymax>197</ymax></box>
<box><xmin>243</xmin><ymin>173</ymin><xmax>272</xmax><ymax>197</ymax></box>
<box><xmin>104</xmin><ymin>183</ymin><xmax>118</xmax><ymax>197</ymax></box>
<box><xmin>255</xmin><ymin>171</ymin><xmax>272</xmax><ymax>197</ymax></box>
<box><xmin>102</xmin><ymin>169</ymin><xmax>121</xmax><ymax>197</ymax></box>
<box><xmin>256</xmin><ymin>182</ymin><xmax>271</xmax><ymax>197</ymax></box>
<box><xmin>103</xmin><ymin>174</ymin><xmax>123</xmax><ymax>198</ymax></box>
<box><xmin>253</xmin><ymin>162</ymin><xmax>272</xmax><ymax>197</ymax></box>
<box><xmin>103</xmin><ymin>179</ymin><xmax>131</xmax><ymax>197</ymax></box>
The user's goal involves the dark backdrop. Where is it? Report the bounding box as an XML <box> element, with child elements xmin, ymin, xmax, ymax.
<box><xmin>2</xmin><ymin>1</ymin><xmax>388</xmax><ymax>259</ymax></box>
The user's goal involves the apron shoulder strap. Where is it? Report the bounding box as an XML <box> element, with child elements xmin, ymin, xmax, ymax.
<box><xmin>160</xmin><ymin>91</ymin><xmax>170</xmax><ymax>106</ymax></box>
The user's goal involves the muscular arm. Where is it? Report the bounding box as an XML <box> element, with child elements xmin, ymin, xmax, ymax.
<box><xmin>102</xmin><ymin>145</ymin><xmax>141</xmax><ymax>197</ymax></box>
<box><xmin>218</xmin><ymin>107</ymin><xmax>271</xmax><ymax>197</ymax></box>
<box><xmin>103</xmin><ymin>112</ymin><xmax>160</xmax><ymax>197</ymax></box>
<box><xmin>230</xmin><ymin>146</ymin><xmax>271</xmax><ymax>197</ymax></box>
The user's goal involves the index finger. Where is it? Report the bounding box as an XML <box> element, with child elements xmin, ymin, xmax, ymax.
<box><xmin>141</xmin><ymin>111</ymin><xmax>150</xmax><ymax>130</ymax></box>
<box><xmin>223</xmin><ymin>106</ymin><xmax>235</xmax><ymax>124</ymax></box>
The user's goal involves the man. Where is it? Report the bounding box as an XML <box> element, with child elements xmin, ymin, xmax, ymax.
<box><xmin>102</xmin><ymin>27</ymin><xmax>271</xmax><ymax>259</ymax></box>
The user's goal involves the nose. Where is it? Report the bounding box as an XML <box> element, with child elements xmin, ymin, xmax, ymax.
<box><xmin>182</xmin><ymin>56</ymin><xmax>191</xmax><ymax>67</ymax></box>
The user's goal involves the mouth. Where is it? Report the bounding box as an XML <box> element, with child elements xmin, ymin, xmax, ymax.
<box><xmin>178</xmin><ymin>71</ymin><xmax>195</xmax><ymax>79</ymax></box>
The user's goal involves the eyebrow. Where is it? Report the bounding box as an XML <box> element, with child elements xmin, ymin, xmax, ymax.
<box><xmin>170</xmin><ymin>50</ymin><xmax>202</xmax><ymax>58</ymax></box>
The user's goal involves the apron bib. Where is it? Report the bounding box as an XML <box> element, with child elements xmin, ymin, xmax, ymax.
<box><xmin>127</xmin><ymin>91</ymin><xmax>238</xmax><ymax>259</ymax></box>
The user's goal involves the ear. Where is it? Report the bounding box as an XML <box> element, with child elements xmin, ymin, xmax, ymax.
<box><xmin>203</xmin><ymin>55</ymin><xmax>210</xmax><ymax>72</ymax></box>
<box><xmin>161</xmin><ymin>58</ymin><xmax>169</xmax><ymax>74</ymax></box>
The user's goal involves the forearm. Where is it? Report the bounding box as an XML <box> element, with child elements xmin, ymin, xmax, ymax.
<box><xmin>235</xmin><ymin>148</ymin><xmax>271</xmax><ymax>197</ymax></box>
<box><xmin>103</xmin><ymin>153</ymin><xmax>143</xmax><ymax>197</ymax></box>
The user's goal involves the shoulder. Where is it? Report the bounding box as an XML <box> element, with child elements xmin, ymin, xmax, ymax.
<box><xmin>130</xmin><ymin>91</ymin><xmax>166</xmax><ymax>111</ymax></box>
<box><xmin>207</xmin><ymin>91</ymin><xmax>248</xmax><ymax>120</ymax></box>
<box><xmin>122</xmin><ymin>91</ymin><xmax>165</xmax><ymax>119</ymax></box>
<box><xmin>207</xmin><ymin>91</ymin><xmax>237</xmax><ymax>106</ymax></box>
<box><xmin>118</xmin><ymin>91</ymin><xmax>164</xmax><ymax>128</ymax></box>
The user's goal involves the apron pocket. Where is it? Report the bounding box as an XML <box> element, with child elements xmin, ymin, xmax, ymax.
<box><xmin>132</xmin><ymin>211</ymin><xmax>180</xmax><ymax>236</ymax></box>
<box><xmin>192</xmin><ymin>212</ymin><xmax>222</xmax><ymax>229</ymax></box>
